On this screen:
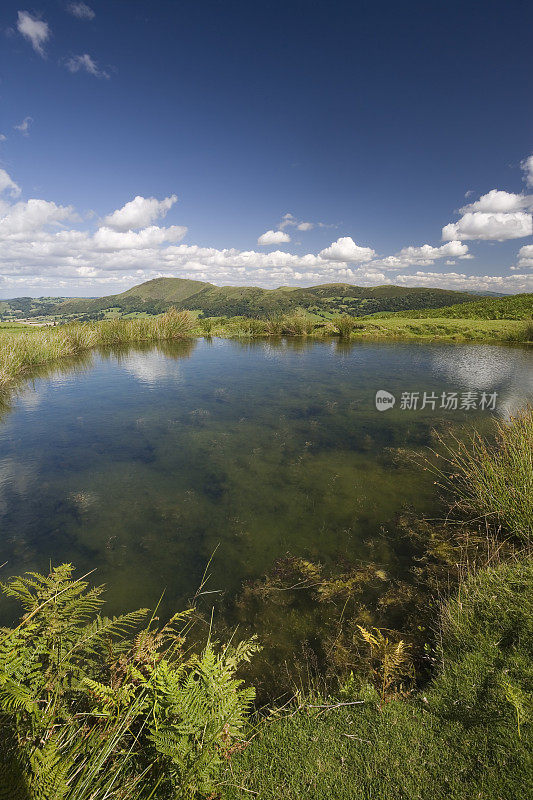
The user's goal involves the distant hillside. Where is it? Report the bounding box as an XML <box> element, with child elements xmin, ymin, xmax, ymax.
<box><xmin>49</xmin><ymin>278</ymin><xmax>484</xmax><ymax>319</ymax></box>
<box><xmin>367</xmin><ymin>293</ymin><xmax>533</xmax><ymax>320</ymax></box>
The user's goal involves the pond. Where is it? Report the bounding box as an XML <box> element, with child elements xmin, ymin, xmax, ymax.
<box><xmin>0</xmin><ymin>337</ymin><xmax>531</xmax><ymax>676</ymax></box>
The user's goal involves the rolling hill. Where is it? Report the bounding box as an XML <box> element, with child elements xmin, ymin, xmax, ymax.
<box><xmin>41</xmin><ymin>278</ymin><xmax>488</xmax><ymax>319</ymax></box>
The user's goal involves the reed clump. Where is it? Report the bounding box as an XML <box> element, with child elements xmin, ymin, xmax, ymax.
<box><xmin>332</xmin><ymin>314</ymin><xmax>356</xmax><ymax>338</ymax></box>
<box><xmin>430</xmin><ymin>406</ymin><xmax>533</xmax><ymax>544</ymax></box>
<box><xmin>0</xmin><ymin>309</ymin><xmax>195</xmax><ymax>389</ymax></box>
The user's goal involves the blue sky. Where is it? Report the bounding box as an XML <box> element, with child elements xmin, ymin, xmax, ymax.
<box><xmin>1</xmin><ymin>0</ymin><xmax>532</xmax><ymax>296</ymax></box>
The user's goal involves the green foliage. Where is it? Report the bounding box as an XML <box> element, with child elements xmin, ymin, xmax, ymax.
<box><xmin>0</xmin><ymin>565</ymin><xmax>259</xmax><ymax>799</ymax></box>
<box><xmin>332</xmin><ymin>314</ymin><xmax>355</xmax><ymax>337</ymax></box>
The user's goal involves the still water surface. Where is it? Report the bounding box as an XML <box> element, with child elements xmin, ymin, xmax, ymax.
<box><xmin>0</xmin><ymin>338</ymin><xmax>531</xmax><ymax>623</ymax></box>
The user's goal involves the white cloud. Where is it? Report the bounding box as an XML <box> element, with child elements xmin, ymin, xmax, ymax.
<box><xmin>442</xmin><ymin>211</ymin><xmax>532</xmax><ymax>241</ymax></box>
<box><xmin>17</xmin><ymin>11</ymin><xmax>50</xmax><ymax>57</ymax></box>
<box><xmin>0</xmin><ymin>169</ymin><xmax>21</xmax><ymax>198</ymax></box>
<box><xmin>399</xmin><ymin>240</ymin><xmax>469</xmax><ymax>262</ymax></box>
<box><xmin>279</xmin><ymin>213</ymin><xmax>296</xmax><ymax>229</ymax></box>
<box><xmin>66</xmin><ymin>54</ymin><xmax>109</xmax><ymax>79</ymax></box>
<box><xmin>0</xmin><ymin>174</ymin><xmax>530</xmax><ymax>296</ymax></box>
<box><xmin>93</xmin><ymin>225</ymin><xmax>187</xmax><ymax>250</ymax></box>
<box><xmin>521</xmin><ymin>155</ymin><xmax>533</xmax><ymax>188</ymax></box>
<box><xmin>0</xmin><ymin>199</ymin><xmax>75</xmax><ymax>238</ymax></box>
<box><xmin>0</xmin><ymin>134</ymin><xmax>7</xmax><ymax>142</ymax></box>
<box><xmin>257</xmin><ymin>230</ymin><xmax>291</xmax><ymax>245</ymax></box>
<box><xmin>14</xmin><ymin>116</ymin><xmax>33</xmax><ymax>136</ymax></box>
<box><xmin>516</xmin><ymin>244</ymin><xmax>533</xmax><ymax>269</ymax></box>
<box><xmin>67</xmin><ymin>2</ymin><xmax>95</xmax><ymax>20</ymax></box>
<box><xmin>279</xmin><ymin>212</ymin><xmax>322</xmax><ymax>231</ymax></box>
<box><xmin>103</xmin><ymin>195</ymin><xmax>178</xmax><ymax>231</ymax></box>
<box><xmin>460</xmin><ymin>189</ymin><xmax>533</xmax><ymax>214</ymax></box>
<box><xmin>319</xmin><ymin>236</ymin><xmax>376</xmax><ymax>262</ymax></box>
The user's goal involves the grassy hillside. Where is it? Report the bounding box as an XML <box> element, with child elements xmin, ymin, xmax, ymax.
<box><xmin>41</xmin><ymin>278</ymin><xmax>484</xmax><ymax>320</ymax></box>
<box><xmin>368</xmin><ymin>292</ymin><xmax>533</xmax><ymax>320</ymax></box>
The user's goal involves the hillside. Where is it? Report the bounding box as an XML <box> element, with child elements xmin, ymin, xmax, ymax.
<box><xmin>367</xmin><ymin>293</ymin><xmax>533</xmax><ymax>320</ymax></box>
<box><xmin>36</xmin><ymin>278</ymin><xmax>485</xmax><ymax>320</ymax></box>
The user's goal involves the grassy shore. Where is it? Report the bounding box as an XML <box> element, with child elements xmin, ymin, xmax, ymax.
<box><xmin>0</xmin><ymin>309</ymin><xmax>196</xmax><ymax>389</ymax></box>
<box><xmin>0</xmin><ymin>310</ymin><xmax>530</xmax><ymax>391</ymax></box>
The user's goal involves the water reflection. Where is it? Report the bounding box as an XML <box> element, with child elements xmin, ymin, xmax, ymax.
<box><xmin>430</xmin><ymin>344</ymin><xmax>533</xmax><ymax>417</ymax></box>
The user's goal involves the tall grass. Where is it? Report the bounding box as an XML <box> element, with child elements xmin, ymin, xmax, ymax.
<box><xmin>0</xmin><ymin>309</ymin><xmax>195</xmax><ymax>389</ymax></box>
<box><xmin>332</xmin><ymin>314</ymin><xmax>356</xmax><ymax>338</ymax></box>
<box><xmin>431</xmin><ymin>407</ymin><xmax>533</xmax><ymax>544</ymax></box>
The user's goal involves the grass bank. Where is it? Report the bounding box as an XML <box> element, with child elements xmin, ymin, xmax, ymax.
<box><xmin>220</xmin><ymin>559</ymin><xmax>532</xmax><ymax>800</ymax></box>
<box><xmin>200</xmin><ymin>313</ymin><xmax>531</xmax><ymax>341</ymax></box>
<box><xmin>0</xmin><ymin>309</ymin><xmax>196</xmax><ymax>389</ymax></box>
<box><xmin>1</xmin><ymin>311</ymin><xmax>531</xmax><ymax>390</ymax></box>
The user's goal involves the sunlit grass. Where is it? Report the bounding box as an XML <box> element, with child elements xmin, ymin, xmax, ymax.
<box><xmin>431</xmin><ymin>407</ymin><xmax>533</xmax><ymax>544</ymax></box>
<box><xmin>0</xmin><ymin>309</ymin><xmax>195</xmax><ymax>389</ymax></box>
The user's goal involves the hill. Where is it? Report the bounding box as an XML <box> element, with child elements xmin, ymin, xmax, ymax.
<box><xmin>367</xmin><ymin>293</ymin><xmax>533</xmax><ymax>320</ymax></box>
<box><xmin>43</xmin><ymin>278</ymin><xmax>485</xmax><ymax>320</ymax></box>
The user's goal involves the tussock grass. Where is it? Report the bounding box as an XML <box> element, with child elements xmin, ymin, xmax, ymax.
<box><xmin>432</xmin><ymin>407</ymin><xmax>533</xmax><ymax>544</ymax></box>
<box><xmin>332</xmin><ymin>314</ymin><xmax>356</xmax><ymax>337</ymax></box>
<box><xmin>0</xmin><ymin>309</ymin><xmax>195</xmax><ymax>389</ymax></box>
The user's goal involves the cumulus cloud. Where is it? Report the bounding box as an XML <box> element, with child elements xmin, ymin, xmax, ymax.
<box><xmin>0</xmin><ymin>169</ymin><xmax>21</xmax><ymax>198</ymax></box>
<box><xmin>66</xmin><ymin>54</ymin><xmax>109</xmax><ymax>79</ymax></box>
<box><xmin>0</xmin><ymin>199</ymin><xmax>76</xmax><ymax>238</ymax></box>
<box><xmin>93</xmin><ymin>225</ymin><xmax>187</xmax><ymax>250</ymax></box>
<box><xmin>14</xmin><ymin>116</ymin><xmax>33</xmax><ymax>136</ymax></box>
<box><xmin>0</xmin><ymin>175</ymin><xmax>530</xmax><ymax>296</ymax></box>
<box><xmin>442</xmin><ymin>211</ymin><xmax>532</xmax><ymax>241</ymax></box>
<box><xmin>460</xmin><ymin>189</ymin><xmax>533</xmax><ymax>214</ymax></box>
<box><xmin>516</xmin><ymin>244</ymin><xmax>533</xmax><ymax>269</ymax></box>
<box><xmin>257</xmin><ymin>230</ymin><xmax>291</xmax><ymax>245</ymax></box>
<box><xmin>521</xmin><ymin>155</ymin><xmax>533</xmax><ymax>187</ymax></box>
<box><xmin>17</xmin><ymin>11</ymin><xmax>50</xmax><ymax>57</ymax></box>
<box><xmin>67</xmin><ymin>2</ymin><xmax>95</xmax><ymax>20</ymax></box>
<box><xmin>103</xmin><ymin>195</ymin><xmax>178</xmax><ymax>231</ymax></box>
<box><xmin>319</xmin><ymin>236</ymin><xmax>376</xmax><ymax>262</ymax></box>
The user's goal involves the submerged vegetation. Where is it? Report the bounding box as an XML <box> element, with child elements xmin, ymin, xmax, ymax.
<box><xmin>0</xmin><ymin>403</ymin><xmax>531</xmax><ymax>797</ymax></box>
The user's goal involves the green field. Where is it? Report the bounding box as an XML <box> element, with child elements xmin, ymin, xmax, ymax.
<box><xmin>369</xmin><ymin>292</ymin><xmax>533</xmax><ymax>320</ymax></box>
